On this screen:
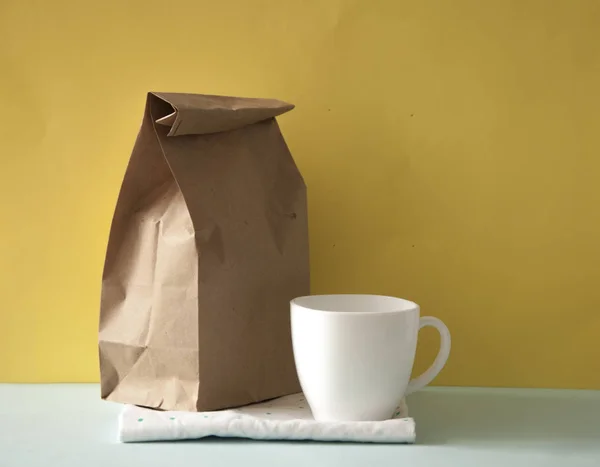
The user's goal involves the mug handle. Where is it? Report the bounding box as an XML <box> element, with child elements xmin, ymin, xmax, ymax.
<box><xmin>405</xmin><ymin>316</ymin><xmax>451</xmax><ymax>395</ymax></box>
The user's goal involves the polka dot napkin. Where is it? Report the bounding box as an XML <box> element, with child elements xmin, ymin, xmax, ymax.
<box><xmin>119</xmin><ymin>393</ymin><xmax>415</xmax><ymax>443</ymax></box>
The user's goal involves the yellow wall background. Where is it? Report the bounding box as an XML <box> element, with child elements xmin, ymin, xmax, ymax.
<box><xmin>1</xmin><ymin>0</ymin><xmax>599</xmax><ymax>388</ymax></box>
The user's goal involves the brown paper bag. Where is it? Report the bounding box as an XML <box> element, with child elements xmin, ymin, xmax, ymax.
<box><xmin>99</xmin><ymin>92</ymin><xmax>309</xmax><ymax>411</ymax></box>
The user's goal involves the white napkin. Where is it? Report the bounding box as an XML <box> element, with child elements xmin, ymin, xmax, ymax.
<box><xmin>119</xmin><ymin>393</ymin><xmax>415</xmax><ymax>443</ymax></box>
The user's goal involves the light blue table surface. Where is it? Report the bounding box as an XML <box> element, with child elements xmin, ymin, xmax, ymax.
<box><xmin>1</xmin><ymin>384</ymin><xmax>599</xmax><ymax>466</ymax></box>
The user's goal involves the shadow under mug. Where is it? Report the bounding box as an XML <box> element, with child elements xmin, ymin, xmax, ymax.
<box><xmin>291</xmin><ymin>294</ymin><xmax>451</xmax><ymax>422</ymax></box>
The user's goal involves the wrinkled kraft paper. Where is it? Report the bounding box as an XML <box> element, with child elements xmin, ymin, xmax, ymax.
<box><xmin>99</xmin><ymin>92</ymin><xmax>309</xmax><ymax>412</ymax></box>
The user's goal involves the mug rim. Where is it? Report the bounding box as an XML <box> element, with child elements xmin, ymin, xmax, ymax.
<box><xmin>290</xmin><ymin>294</ymin><xmax>419</xmax><ymax>315</ymax></box>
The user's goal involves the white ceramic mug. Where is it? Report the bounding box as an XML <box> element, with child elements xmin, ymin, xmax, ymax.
<box><xmin>290</xmin><ymin>294</ymin><xmax>451</xmax><ymax>422</ymax></box>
